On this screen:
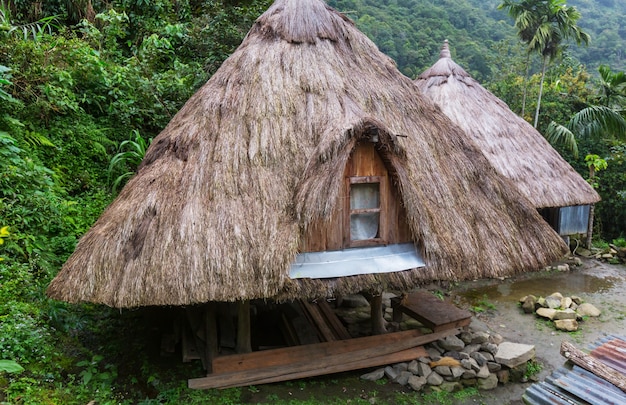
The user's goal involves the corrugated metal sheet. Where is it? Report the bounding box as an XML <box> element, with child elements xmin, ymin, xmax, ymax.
<box><xmin>523</xmin><ymin>335</ymin><xmax>626</xmax><ymax>405</ymax></box>
<box><xmin>558</xmin><ymin>205</ymin><xmax>590</xmax><ymax>236</ymax></box>
<box><xmin>289</xmin><ymin>243</ymin><xmax>424</xmax><ymax>279</ymax></box>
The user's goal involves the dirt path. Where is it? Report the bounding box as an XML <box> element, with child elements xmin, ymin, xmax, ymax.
<box><xmin>449</xmin><ymin>259</ymin><xmax>626</xmax><ymax>404</ymax></box>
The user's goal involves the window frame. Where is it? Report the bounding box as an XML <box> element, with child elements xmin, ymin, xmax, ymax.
<box><xmin>345</xmin><ymin>175</ymin><xmax>388</xmax><ymax>248</ymax></box>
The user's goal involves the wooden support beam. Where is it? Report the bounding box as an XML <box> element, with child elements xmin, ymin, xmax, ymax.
<box><xmin>561</xmin><ymin>341</ymin><xmax>626</xmax><ymax>393</ymax></box>
<box><xmin>190</xmin><ymin>327</ymin><xmax>460</xmax><ymax>390</ymax></box>
<box><xmin>370</xmin><ymin>293</ymin><xmax>387</xmax><ymax>335</ymax></box>
<box><xmin>236</xmin><ymin>300</ymin><xmax>251</xmax><ymax>354</ymax></box>
<box><xmin>205</xmin><ymin>303</ymin><xmax>218</xmax><ymax>373</ymax></box>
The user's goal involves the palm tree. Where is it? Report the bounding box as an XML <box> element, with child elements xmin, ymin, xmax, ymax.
<box><xmin>499</xmin><ymin>0</ymin><xmax>590</xmax><ymax>127</ymax></box>
<box><xmin>597</xmin><ymin>64</ymin><xmax>626</xmax><ymax>109</ymax></box>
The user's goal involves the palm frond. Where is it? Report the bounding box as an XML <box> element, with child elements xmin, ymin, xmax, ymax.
<box><xmin>569</xmin><ymin>105</ymin><xmax>626</xmax><ymax>141</ymax></box>
<box><xmin>545</xmin><ymin>121</ymin><xmax>579</xmax><ymax>158</ymax></box>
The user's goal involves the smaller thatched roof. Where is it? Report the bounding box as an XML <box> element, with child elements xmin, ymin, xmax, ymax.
<box><xmin>415</xmin><ymin>40</ymin><xmax>600</xmax><ymax>209</ymax></box>
<box><xmin>47</xmin><ymin>0</ymin><xmax>568</xmax><ymax>309</ymax></box>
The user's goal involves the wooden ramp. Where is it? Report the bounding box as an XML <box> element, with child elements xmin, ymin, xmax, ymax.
<box><xmin>188</xmin><ymin>328</ymin><xmax>461</xmax><ymax>389</ymax></box>
<box><xmin>188</xmin><ymin>292</ymin><xmax>472</xmax><ymax>390</ymax></box>
<box><xmin>391</xmin><ymin>290</ymin><xmax>472</xmax><ymax>332</ymax></box>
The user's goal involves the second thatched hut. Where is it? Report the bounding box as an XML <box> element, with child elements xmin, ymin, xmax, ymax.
<box><xmin>415</xmin><ymin>40</ymin><xmax>600</xmax><ymax>237</ymax></box>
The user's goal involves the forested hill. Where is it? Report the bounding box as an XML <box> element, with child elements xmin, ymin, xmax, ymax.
<box><xmin>327</xmin><ymin>0</ymin><xmax>626</xmax><ymax>81</ymax></box>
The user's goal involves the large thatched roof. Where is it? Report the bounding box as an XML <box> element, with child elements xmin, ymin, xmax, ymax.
<box><xmin>415</xmin><ymin>40</ymin><xmax>600</xmax><ymax>209</ymax></box>
<box><xmin>47</xmin><ymin>0</ymin><xmax>567</xmax><ymax>308</ymax></box>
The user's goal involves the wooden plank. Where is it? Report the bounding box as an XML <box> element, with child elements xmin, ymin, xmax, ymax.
<box><xmin>561</xmin><ymin>341</ymin><xmax>626</xmax><ymax>393</ymax></box>
<box><xmin>219</xmin><ymin>346</ymin><xmax>428</xmax><ymax>389</ymax></box>
<box><xmin>391</xmin><ymin>290</ymin><xmax>471</xmax><ymax>331</ymax></box>
<box><xmin>190</xmin><ymin>328</ymin><xmax>460</xmax><ymax>389</ymax></box>
<box><xmin>316</xmin><ymin>300</ymin><xmax>351</xmax><ymax>340</ymax></box>
<box><xmin>299</xmin><ymin>300</ymin><xmax>338</xmax><ymax>342</ymax></box>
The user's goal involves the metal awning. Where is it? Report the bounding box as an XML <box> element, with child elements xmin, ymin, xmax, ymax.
<box><xmin>289</xmin><ymin>243</ymin><xmax>425</xmax><ymax>280</ymax></box>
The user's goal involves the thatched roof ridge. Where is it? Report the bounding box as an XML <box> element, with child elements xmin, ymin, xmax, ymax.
<box><xmin>415</xmin><ymin>40</ymin><xmax>600</xmax><ymax>208</ymax></box>
<box><xmin>47</xmin><ymin>0</ymin><xmax>567</xmax><ymax>308</ymax></box>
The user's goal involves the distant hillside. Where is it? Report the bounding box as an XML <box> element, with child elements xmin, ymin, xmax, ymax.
<box><xmin>327</xmin><ymin>0</ymin><xmax>626</xmax><ymax>80</ymax></box>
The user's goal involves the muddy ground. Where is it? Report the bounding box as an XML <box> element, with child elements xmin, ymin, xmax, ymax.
<box><xmin>446</xmin><ymin>258</ymin><xmax>626</xmax><ymax>404</ymax></box>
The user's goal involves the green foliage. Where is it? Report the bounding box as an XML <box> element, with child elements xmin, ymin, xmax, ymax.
<box><xmin>108</xmin><ymin>129</ymin><xmax>151</xmax><ymax>192</ymax></box>
<box><xmin>524</xmin><ymin>359</ymin><xmax>543</xmax><ymax>379</ymax></box>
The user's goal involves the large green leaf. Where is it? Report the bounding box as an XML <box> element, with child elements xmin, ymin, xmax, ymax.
<box><xmin>0</xmin><ymin>359</ymin><xmax>24</xmax><ymax>373</ymax></box>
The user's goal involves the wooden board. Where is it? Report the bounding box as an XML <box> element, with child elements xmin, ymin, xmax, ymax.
<box><xmin>217</xmin><ymin>347</ymin><xmax>427</xmax><ymax>389</ymax></box>
<box><xmin>190</xmin><ymin>327</ymin><xmax>460</xmax><ymax>389</ymax></box>
<box><xmin>391</xmin><ymin>290</ymin><xmax>471</xmax><ymax>332</ymax></box>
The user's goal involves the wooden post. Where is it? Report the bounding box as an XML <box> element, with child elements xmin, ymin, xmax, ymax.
<box><xmin>236</xmin><ymin>300</ymin><xmax>251</xmax><ymax>354</ymax></box>
<box><xmin>205</xmin><ymin>302</ymin><xmax>218</xmax><ymax>373</ymax></box>
<box><xmin>561</xmin><ymin>341</ymin><xmax>626</xmax><ymax>393</ymax></box>
<box><xmin>370</xmin><ymin>293</ymin><xmax>387</xmax><ymax>335</ymax></box>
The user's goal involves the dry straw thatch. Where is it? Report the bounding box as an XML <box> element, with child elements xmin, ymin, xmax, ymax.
<box><xmin>47</xmin><ymin>0</ymin><xmax>567</xmax><ymax>308</ymax></box>
<box><xmin>415</xmin><ymin>40</ymin><xmax>600</xmax><ymax>209</ymax></box>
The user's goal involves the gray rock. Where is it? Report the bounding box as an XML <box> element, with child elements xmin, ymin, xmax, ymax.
<box><xmin>469</xmin><ymin>357</ymin><xmax>481</xmax><ymax>372</ymax></box>
<box><xmin>549</xmin><ymin>292</ymin><xmax>564</xmax><ymax>299</ymax></box>
<box><xmin>495</xmin><ymin>342</ymin><xmax>536</xmax><ymax>368</ymax></box>
<box><xmin>536</xmin><ymin>297</ymin><xmax>547</xmax><ymax>308</ymax></box>
<box><xmin>438</xmin><ymin>335</ymin><xmax>465</xmax><ymax>351</ymax></box>
<box><xmin>461</xmin><ymin>358</ymin><xmax>472</xmax><ymax>370</ymax></box>
<box><xmin>522</xmin><ymin>296</ymin><xmax>536</xmax><ymax>313</ymax></box>
<box><xmin>361</xmin><ymin>368</ymin><xmax>385</xmax><ymax>381</ymax></box>
<box><xmin>407</xmin><ymin>375</ymin><xmax>427</xmax><ymax>391</ymax></box>
<box><xmin>462</xmin><ymin>369</ymin><xmax>477</xmax><ymax>379</ymax></box>
<box><xmin>487</xmin><ymin>361</ymin><xmax>501</xmax><ymax>372</ymax></box>
<box><xmin>555</xmin><ymin>319</ymin><xmax>578</xmax><ymax>331</ymax></box>
<box><xmin>418</xmin><ymin>356</ymin><xmax>430</xmax><ymax>364</ymax></box>
<box><xmin>461</xmin><ymin>343</ymin><xmax>481</xmax><ymax>354</ymax></box>
<box><xmin>439</xmin><ymin>381</ymin><xmax>461</xmax><ymax>392</ymax></box>
<box><xmin>469</xmin><ymin>317</ymin><xmax>490</xmax><ymax>332</ymax></box>
<box><xmin>443</xmin><ymin>351</ymin><xmax>462</xmax><ymax>360</ymax></box>
<box><xmin>571</xmin><ymin>295</ymin><xmax>583</xmax><ymax>305</ymax></box>
<box><xmin>459</xmin><ymin>331</ymin><xmax>473</xmax><ymax>344</ymax></box>
<box><xmin>395</xmin><ymin>371</ymin><xmax>413</xmax><ymax>386</ymax></box>
<box><xmin>477</xmin><ymin>373</ymin><xmax>499</xmax><ymax>390</ymax></box>
<box><xmin>577</xmin><ymin>303</ymin><xmax>601</xmax><ymax>317</ymax></box>
<box><xmin>545</xmin><ymin>296</ymin><xmax>561</xmax><ymax>309</ymax></box>
<box><xmin>434</xmin><ymin>366</ymin><xmax>452</xmax><ymax>376</ymax></box>
<box><xmin>393</xmin><ymin>362</ymin><xmax>409</xmax><ymax>373</ymax></box>
<box><xmin>417</xmin><ymin>362</ymin><xmax>432</xmax><ymax>377</ymax></box>
<box><xmin>408</xmin><ymin>360</ymin><xmax>419</xmax><ymax>375</ymax></box>
<box><xmin>427</xmin><ymin>371</ymin><xmax>444</xmax><ymax>386</ymax></box>
<box><xmin>451</xmin><ymin>366</ymin><xmax>465</xmax><ymax>379</ymax></box>
<box><xmin>471</xmin><ymin>331</ymin><xmax>490</xmax><ymax>344</ymax></box>
<box><xmin>457</xmin><ymin>351</ymin><xmax>470</xmax><ymax>360</ymax></box>
<box><xmin>476</xmin><ymin>364</ymin><xmax>490</xmax><ymax>379</ymax></box>
<box><xmin>470</xmin><ymin>351</ymin><xmax>487</xmax><ymax>366</ymax></box>
<box><xmin>384</xmin><ymin>366</ymin><xmax>398</xmax><ymax>381</ymax></box>
<box><xmin>536</xmin><ymin>307</ymin><xmax>557</xmax><ymax>320</ymax></box>
<box><xmin>479</xmin><ymin>351</ymin><xmax>495</xmax><ymax>362</ymax></box>
<box><xmin>480</xmin><ymin>343</ymin><xmax>498</xmax><ymax>356</ymax></box>
<box><xmin>489</xmin><ymin>333</ymin><xmax>504</xmax><ymax>345</ymax></box>
<box><xmin>427</xmin><ymin>347</ymin><xmax>442</xmax><ymax>359</ymax></box>
<box><xmin>561</xmin><ymin>297</ymin><xmax>573</xmax><ymax>309</ymax></box>
<box><xmin>340</xmin><ymin>294</ymin><xmax>370</xmax><ymax>308</ymax></box>
<box><xmin>554</xmin><ymin>308</ymin><xmax>577</xmax><ymax>320</ymax></box>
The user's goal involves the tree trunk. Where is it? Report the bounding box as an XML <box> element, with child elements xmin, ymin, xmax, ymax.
<box><xmin>586</xmin><ymin>204</ymin><xmax>595</xmax><ymax>249</ymax></box>
<box><xmin>533</xmin><ymin>56</ymin><xmax>548</xmax><ymax>128</ymax></box>
<box><xmin>521</xmin><ymin>52</ymin><xmax>531</xmax><ymax>117</ymax></box>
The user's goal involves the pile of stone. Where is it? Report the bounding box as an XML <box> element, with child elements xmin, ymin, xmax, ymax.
<box><xmin>360</xmin><ymin>328</ymin><xmax>537</xmax><ymax>393</ymax></box>
<box><xmin>574</xmin><ymin>244</ymin><xmax>626</xmax><ymax>264</ymax></box>
<box><xmin>519</xmin><ymin>292</ymin><xmax>601</xmax><ymax>332</ymax></box>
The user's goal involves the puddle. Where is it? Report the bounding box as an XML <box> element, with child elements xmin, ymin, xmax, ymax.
<box><xmin>458</xmin><ymin>272</ymin><xmax>621</xmax><ymax>305</ymax></box>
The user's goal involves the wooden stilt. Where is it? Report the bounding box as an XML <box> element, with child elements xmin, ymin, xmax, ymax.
<box><xmin>370</xmin><ymin>293</ymin><xmax>386</xmax><ymax>335</ymax></box>
<box><xmin>205</xmin><ymin>302</ymin><xmax>218</xmax><ymax>373</ymax></box>
<box><xmin>236</xmin><ymin>300</ymin><xmax>251</xmax><ymax>354</ymax></box>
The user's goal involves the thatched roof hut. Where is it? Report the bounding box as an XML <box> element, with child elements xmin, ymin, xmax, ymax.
<box><xmin>47</xmin><ymin>0</ymin><xmax>567</xmax><ymax>309</ymax></box>
<box><xmin>415</xmin><ymin>40</ymin><xmax>600</xmax><ymax>211</ymax></box>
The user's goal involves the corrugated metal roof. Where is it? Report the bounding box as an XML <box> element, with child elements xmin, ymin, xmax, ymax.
<box><xmin>523</xmin><ymin>335</ymin><xmax>626</xmax><ymax>405</ymax></box>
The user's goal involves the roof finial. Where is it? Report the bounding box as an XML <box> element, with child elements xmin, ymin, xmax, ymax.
<box><xmin>440</xmin><ymin>39</ymin><xmax>451</xmax><ymax>59</ymax></box>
